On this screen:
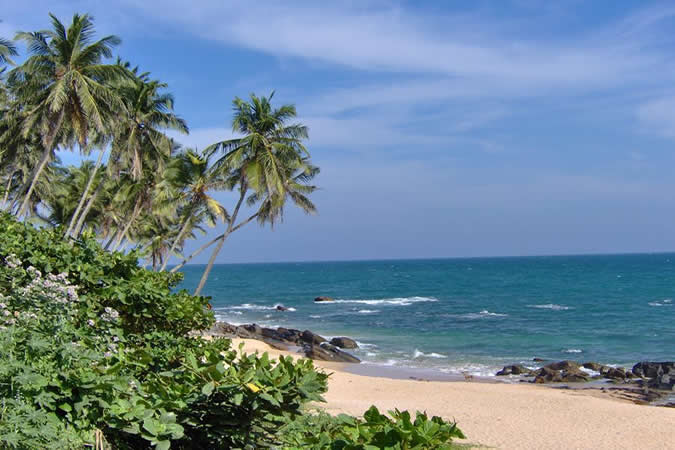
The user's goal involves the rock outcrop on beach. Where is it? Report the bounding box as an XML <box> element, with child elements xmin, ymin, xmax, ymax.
<box><xmin>205</xmin><ymin>321</ymin><xmax>361</xmax><ymax>363</ymax></box>
<box><xmin>497</xmin><ymin>359</ymin><xmax>674</xmax><ymax>391</ymax></box>
<box><xmin>330</xmin><ymin>337</ymin><xmax>359</xmax><ymax>349</ymax></box>
<box><xmin>314</xmin><ymin>296</ymin><xmax>334</xmax><ymax>302</ymax></box>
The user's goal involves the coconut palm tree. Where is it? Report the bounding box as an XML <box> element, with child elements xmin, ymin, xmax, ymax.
<box><xmin>158</xmin><ymin>149</ymin><xmax>228</xmax><ymax>271</ymax></box>
<box><xmin>0</xmin><ymin>26</ymin><xmax>18</xmax><ymax>67</ymax></box>
<box><xmin>66</xmin><ymin>66</ymin><xmax>188</xmax><ymax>236</ymax></box>
<box><xmin>9</xmin><ymin>13</ymin><xmax>126</xmax><ymax>218</ymax></box>
<box><xmin>191</xmin><ymin>92</ymin><xmax>317</xmax><ymax>295</ymax></box>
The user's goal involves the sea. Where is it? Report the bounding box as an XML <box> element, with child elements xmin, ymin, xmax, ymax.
<box><xmin>177</xmin><ymin>254</ymin><xmax>675</xmax><ymax>378</ymax></box>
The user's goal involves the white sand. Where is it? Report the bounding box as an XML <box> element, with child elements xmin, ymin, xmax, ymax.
<box><xmin>231</xmin><ymin>338</ymin><xmax>675</xmax><ymax>449</ymax></box>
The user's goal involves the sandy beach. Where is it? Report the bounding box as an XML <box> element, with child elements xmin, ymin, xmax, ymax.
<box><xmin>232</xmin><ymin>338</ymin><xmax>675</xmax><ymax>449</ymax></box>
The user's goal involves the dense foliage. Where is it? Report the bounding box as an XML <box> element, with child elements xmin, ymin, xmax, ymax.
<box><xmin>0</xmin><ymin>215</ymin><xmax>464</xmax><ymax>449</ymax></box>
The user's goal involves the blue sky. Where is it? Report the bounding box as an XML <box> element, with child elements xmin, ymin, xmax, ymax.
<box><xmin>4</xmin><ymin>1</ymin><xmax>675</xmax><ymax>263</ymax></box>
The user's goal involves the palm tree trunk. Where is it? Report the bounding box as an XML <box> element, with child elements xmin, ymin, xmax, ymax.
<box><xmin>104</xmin><ymin>232</ymin><xmax>118</xmax><ymax>250</ymax></box>
<box><xmin>17</xmin><ymin>146</ymin><xmax>52</xmax><ymax>218</ymax></box>
<box><xmin>66</xmin><ymin>148</ymin><xmax>105</xmax><ymax>236</ymax></box>
<box><xmin>17</xmin><ymin>111</ymin><xmax>64</xmax><ymax>218</ymax></box>
<box><xmin>73</xmin><ymin>180</ymin><xmax>104</xmax><ymax>237</ymax></box>
<box><xmin>2</xmin><ymin>172</ymin><xmax>14</xmax><ymax>210</ymax></box>
<box><xmin>194</xmin><ymin>188</ymin><xmax>246</xmax><ymax>296</ymax></box>
<box><xmin>170</xmin><ymin>211</ymin><xmax>259</xmax><ymax>273</ymax></box>
<box><xmin>112</xmin><ymin>197</ymin><xmax>142</xmax><ymax>252</ymax></box>
<box><xmin>159</xmin><ymin>216</ymin><xmax>192</xmax><ymax>272</ymax></box>
<box><xmin>170</xmin><ymin>234</ymin><xmax>221</xmax><ymax>273</ymax></box>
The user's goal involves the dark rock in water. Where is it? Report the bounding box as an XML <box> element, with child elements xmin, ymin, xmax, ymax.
<box><xmin>303</xmin><ymin>342</ymin><xmax>360</xmax><ymax>363</ymax></box>
<box><xmin>496</xmin><ymin>364</ymin><xmax>530</xmax><ymax>376</ymax></box>
<box><xmin>632</xmin><ymin>361</ymin><xmax>675</xmax><ymax>378</ymax></box>
<box><xmin>533</xmin><ymin>357</ymin><xmax>547</xmax><ymax>362</ymax></box>
<box><xmin>314</xmin><ymin>296</ymin><xmax>334</xmax><ymax>302</ymax></box>
<box><xmin>545</xmin><ymin>360</ymin><xmax>581</xmax><ymax>371</ymax></box>
<box><xmin>276</xmin><ymin>305</ymin><xmax>289</xmax><ymax>311</ymax></box>
<box><xmin>330</xmin><ymin>337</ymin><xmax>358</xmax><ymax>349</ymax></box>
<box><xmin>209</xmin><ymin>322</ymin><xmax>239</xmax><ymax>336</ymax></box>
<box><xmin>300</xmin><ymin>329</ymin><xmax>327</xmax><ymax>345</ymax></box>
<box><xmin>582</xmin><ymin>362</ymin><xmax>604</xmax><ymax>372</ymax></box>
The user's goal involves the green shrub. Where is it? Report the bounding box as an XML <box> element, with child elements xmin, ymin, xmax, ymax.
<box><xmin>279</xmin><ymin>406</ymin><xmax>466</xmax><ymax>449</ymax></box>
<box><xmin>0</xmin><ymin>213</ymin><xmax>213</xmax><ymax>336</ymax></box>
<box><xmin>0</xmin><ymin>214</ymin><xmax>465</xmax><ymax>449</ymax></box>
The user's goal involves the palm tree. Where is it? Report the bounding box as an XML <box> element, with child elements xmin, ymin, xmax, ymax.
<box><xmin>158</xmin><ymin>149</ymin><xmax>228</xmax><ymax>271</ymax></box>
<box><xmin>191</xmin><ymin>92</ymin><xmax>318</xmax><ymax>295</ymax></box>
<box><xmin>66</xmin><ymin>66</ymin><xmax>188</xmax><ymax>236</ymax></box>
<box><xmin>0</xmin><ymin>24</ymin><xmax>18</xmax><ymax>67</ymax></box>
<box><xmin>9</xmin><ymin>13</ymin><xmax>126</xmax><ymax>218</ymax></box>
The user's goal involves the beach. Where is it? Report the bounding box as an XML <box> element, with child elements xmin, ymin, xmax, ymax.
<box><xmin>233</xmin><ymin>338</ymin><xmax>675</xmax><ymax>449</ymax></box>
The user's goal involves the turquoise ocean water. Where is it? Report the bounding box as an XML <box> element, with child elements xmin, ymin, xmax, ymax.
<box><xmin>178</xmin><ymin>254</ymin><xmax>675</xmax><ymax>377</ymax></box>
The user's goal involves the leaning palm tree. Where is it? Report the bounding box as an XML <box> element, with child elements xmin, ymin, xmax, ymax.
<box><xmin>158</xmin><ymin>149</ymin><xmax>228</xmax><ymax>271</ymax></box>
<box><xmin>9</xmin><ymin>13</ymin><xmax>126</xmax><ymax>218</ymax></box>
<box><xmin>191</xmin><ymin>92</ymin><xmax>318</xmax><ymax>295</ymax></box>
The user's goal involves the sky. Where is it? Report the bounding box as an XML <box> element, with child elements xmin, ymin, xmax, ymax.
<box><xmin>3</xmin><ymin>0</ymin><xmax>675</xmax><ymax>263</ymax></box>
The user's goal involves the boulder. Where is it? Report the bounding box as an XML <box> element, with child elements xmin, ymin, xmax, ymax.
<box><xmin>300</xmin><ymin>330</ymin><xmax>327</xmax><ymax>345</ymax></box>
<box><xmin>240</xmin><ymin>323</ymin><xmax>263</xmax><ymax>336</ymax></box>
<box><xmin>582</xmin><ymin>362</ymin><xmax>604</xmax><ymax>372</ymax></box>
<box><xmin>533</xmin><ymin>366</ymin><xmax>563</xmax><ymax>383</ymax></box>
<box><xmin>276</xmin><ymin>305</ymin><xmax>289</xmax><ymax>311</ymax></box>
<box><xmin>603</xmin><ymin>367</ymin><xmax>627</xmax><ymax>380</ymax></box>
<box><xmin>496</xmin><ymin>364</ymin><xmax>530</xmax><ymax>376</ymax></box>
<box><xmin>632</xmin><ymin>362</ymin><xmax>675</xmax><ymax>378</ymax></box>
<box><xmin>561</xmin><ymin>368</ymin><xmax>590</xmax><ymax>382</ymax></box>
<box><xmin>303</xmin><ymin>343</ymin><xmax>360</xmax><ymax>363</ymax></box>
<box><xmin>330</xmin><ymin>337</ymin><xmax>358</xmax><ymax>349</ymax></box>
<box><xmin>545</xmin><ymin>360</ymin><xmax>581</xmax><ymax>371</ymax></box>
<box><xmin>276</xmin><ymin>327</ymin><xmax>303</xmax><ymax>343</ymax></box>
<box><xmin>532</xmin><ymin>357</ymin><xmax>547</xmax><ymax>362</ymax></box>
<box><xmin>649</xmin><ymin>373</ymin><xmax>674</xmax><ymax>391</ymax></box>
<box><xmin>209</xmin><ymin>322</ymin><xmax>239</xmax><ymax>336</ymax></box>
<box><xmin>314</xmin><ymin>296</ymin><xmax>334</xmax><ymax>302</ymax></box>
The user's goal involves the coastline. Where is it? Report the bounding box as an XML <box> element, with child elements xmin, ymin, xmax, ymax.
<box><xmin>231</xmin><ymin>337</ymin><xmax>675</xmax><ymax>449</ymax></box>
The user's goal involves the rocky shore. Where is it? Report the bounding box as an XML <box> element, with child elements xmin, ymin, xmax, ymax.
<box><xmin>205</xmin><ymin>321</ymin><xmax>361</xmax><ymax>363</ymax></box>
<box><xmin>496</xmin><ymin>360</ymin><xmax>674</xmax><ymax>406</ymax></box>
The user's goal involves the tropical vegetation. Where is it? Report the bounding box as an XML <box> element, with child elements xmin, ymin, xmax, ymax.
<box><xmin>0</xmin><ymin>12</ymin><xmax>465</xmax><ymax>449</ymax></box>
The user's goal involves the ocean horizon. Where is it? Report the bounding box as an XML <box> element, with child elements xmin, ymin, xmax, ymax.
<box><xmin>178</xmin><ymin>253</ymin><xmax>675</xmax><ymax>377</ymax></box>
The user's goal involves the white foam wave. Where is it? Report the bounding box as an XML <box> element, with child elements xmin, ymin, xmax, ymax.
<box><xmin>562</xmin><ymin>348</ymin><xmax>583</xmax><ymax>353</ymax></box>
<box><xmin>309</xmin><ymin>315</ymin><xmax>321</xmax><ymax>319</ymax></box>
<box><xmin>413</xmin><ymin>349</ymin><xmax>448</xmax><ymax>359</ymax></box>
<box><xmin>527</xmin><ymin>303</ymin><xmax>571</xmax><ymax>311</ymax></box>
<box><xmin>357</xmin><ymin>309</ymin><xmax>380</xmax><ymax>314</ymax></box>
<box><xmin>355</xmin><ymin>341</ymin><xmax>378</xmax><ymax>349</ymax></box>
<box><xmin>457</xmin><ymin>310</ymin><xmax>508</xmax><ymax>319</ymax></box>
<box><xmin>663</xmin><ymin>299</ymin><xmax>673</xmax><ymax>303</ymax></box>
<box><xmin>224</xmin><ymin>303</ymin><xmax>296</xmax><ymax>312</ymax></box>
<box><xmin>648</xmin><ymin>300</ymin><xmax>673</xmax><ymax>307</ymax></box>
<box><xmin>321</xmin><ymin>296</ymin><xmax>438</xmax><ymax>306</ymax></box>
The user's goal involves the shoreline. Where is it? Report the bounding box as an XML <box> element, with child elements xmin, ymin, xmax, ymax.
<box><xmin>230</xmin><ymin>337</ymin><xmax>675</xmax><ymax>449</ymax></box>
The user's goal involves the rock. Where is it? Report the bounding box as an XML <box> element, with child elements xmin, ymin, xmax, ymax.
<box><xmin>561</xmin><ymin>368</ymin><xmax>590</xmax><ymax>382</ymax></box>
<box><xmin>545</xmin><ymin>360</ymin><xmax>581</xmax><ymax>371</ymax></box>
<box><xmin>208</xmin><ymin>322</ymin><xmax>239</xmax><ymax>336</ymax></box>
<box><xmin>649</xmin><ymin>373</ymin><xmax>675</xmax><ymax>391</ymax></box>
<box><xmin>582</xmin><ymin>362</ymin><xmax>604</xmax><ymax>372</ymax></box>
<box><xmin>314</xmin><ymin>296</ymin><xmax>334</xmax><ymax>302</ymax></box>
<box><xmin>276</xmin><ymin>305</ymin><xmax>289</xmax><ymax>311</ymax></box>
<box><xmin>276</xmin><ymin>327</ymin><xmax>303</xmax><ymax>343</ymax></box>
<box><xmin>533</xmin><ymin>357</ymin><xmax>547</xmax><ymax>362</ymax></box>
<box><xmin>300</xmin><ymin>329</ymin><xmax>327</xmax><ymax>345</ymax></box>
<box><xmin>303</xmin><ymin>343</ymin><xmax>360</xmax><ymax>363</ymax></box>
<box><xmin>496</xmin><ymin>364</ymin><xmax>530</xmax><ymax>376</ymax></box>
<box><xmin>241</xmin><ymin>323</ymin><xmax>263</xmax><ymax>336</ymax></box>
<box><xmin>632</xmin><ymin>362</ymin><xmax>675</xmax><ymax>378</ymax></box>
<box><xmin>603</xmin><ymin>367</ymin><xmax>627</xmax><ymax>380</ymax></box>
<box><xmin>330</xmin><ymin>337</ymin><xmax>358</xmax><ymax>349</ymax></box>
<box><xmin>533</xmin><ymin>366</ymin><xmax>563</xmax><ymax>383</ymax></box>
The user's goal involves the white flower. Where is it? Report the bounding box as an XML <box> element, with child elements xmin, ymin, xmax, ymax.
<box><xmin>87</xmin><ymin>319</ymin><xmax>95</xmax><ymax>327</ymax></box>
